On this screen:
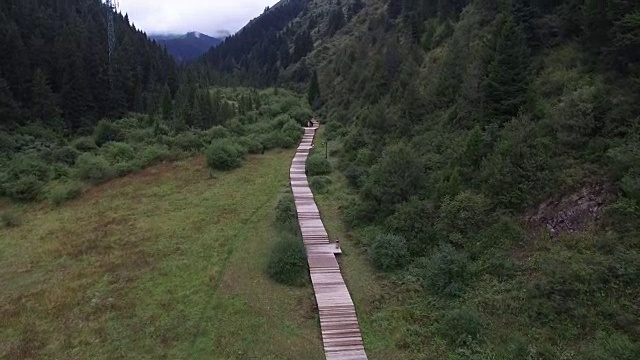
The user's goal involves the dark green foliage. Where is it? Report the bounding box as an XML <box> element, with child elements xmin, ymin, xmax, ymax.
<box><xmin>74</xmin><ymin>153</ymin><xmax>115</xmax><ymax>184</ymax></box>
<box><xmin>173</xmin><ymin>132</ymin><xmax>204</xmax><ymax>153</ymax></box>
<box><xmin>362</xmin><ymin>143</ymin><xmax>425</xmax><ymax>219</ymax></box>
<box><xmin>307</xmin><ymin>154</ymin><xmax>331</xmax><ymax>176</ymax></box>
<box><xmin>309</xmin><ymin>175</ymin><xmax>332</xmax><ymax>194</ymax></box>
<box><xmin>437</xmin><ymin>308</ymin><xmax>486</xmax><ymax>347</ymax></box>
<box><xmin>370</xmin><ymin>233</ymin><xmax>410</xmax><ymax>271</ymax></box>
<box><xmin>422</xmin><ymin>243</ymin><xmax>470</xmax><ymax>298</ymax></box>
<box><xmin>386</xmin><ymin>199</ymin><xmax>438</xmax><ymax>256</ymax></box>
<box><xmin>72</xmin><ymin>137</ymin><xmax>98</xmax><ymax>152</ymax></box>
<box><xmin>49</xmin><ymin>181</ymin><xmax>82</xmax><ymax>206</ymax></box>
<box><xmin>94</xmin><ymin>120</ymin><xmax>124</xmax><ymax>146</ymax></box>
<box><xmin>1</xmin><ymin>210</ymin><xmax>22</xmax><ymax>228</ymax></box>
<box><xmin>205</xmin><ymin>139</ymin><xmax>245</xmax><ymax>171</ymax></box>
<box><xmin>308</xmin><ymin>70</ymin><xmax>322</xmax><ymax>109</ymax></box>
<box><xmin>482</xmin><ymin>16</ymin><xmax>531</xmax><ymax>125</ymax></box>
<box><xmin>267</xmin><ymin>237</ymin><xmax>308</xmax><ymax>286</ymax></box>
<box><xmin>0</xmin><ymin>154</ymin><xmax>50</xmax><ymax>200</ymax></box>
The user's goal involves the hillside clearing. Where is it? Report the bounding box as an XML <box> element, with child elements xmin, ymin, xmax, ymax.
<box><xmin>0</xmin><ymin>150</ymin><xmax>323</xmax><ymax>360</ymax></box>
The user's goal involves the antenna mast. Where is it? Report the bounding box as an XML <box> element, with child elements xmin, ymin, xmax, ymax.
<box><xmin>106</xmin><ymin>0</ymin><xmax>118</xmax><ymax>61</ymax></box>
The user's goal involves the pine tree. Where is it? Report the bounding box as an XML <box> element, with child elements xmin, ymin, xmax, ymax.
<box><xmin>160</xmin><ymin>84</ymin><xmax>173</xmax><ymax>123</ymax></box>
<box><xmin>482</xmin><ymin>15</ymin><xmax>530</xmax><ymax>126</ymax></box>
<box><xmin>0</xmin><ymin>74</ymin><xmax>20</xmax><ymax>129</ymax></box>
<box><xmin>387</xmin><ymin>0</ymin><xmax>402</xmax><ymax>19</ymax></box>
<box><xmin>292</xmin><ymin>30</ymin><xmax>314</xmax><ymax>62</ymax></box>
<box><xmin>30</xmin><ymin>69</ymin><xmax>61</xmax><ymax>127</ymax></box>
<box><xmin>308</xmin><ymin>70</ymin><xmax>321</xmax><ymax>109</ymax></box>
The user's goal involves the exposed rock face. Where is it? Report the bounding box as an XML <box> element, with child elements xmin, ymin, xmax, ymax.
<box><xmin>525</xmin><ymin>183</ymin><xmax>615</xmax><ymax>237</ymax></box>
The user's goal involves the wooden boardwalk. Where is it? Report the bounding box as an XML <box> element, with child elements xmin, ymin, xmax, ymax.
<box><xmin>290</xmin><ymin>121</ymin><xmax>368</xmax><ymax>360</ymax></box>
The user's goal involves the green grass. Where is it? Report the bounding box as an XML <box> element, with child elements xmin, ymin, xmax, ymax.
<box><xmin>0</xmin><ymin>150</ymin><xmax>323</xmax><ymax>360</ymax></box>
<box><xmin>311</xmin><ymin>126</ymin><xmax>421</xmax><ymax>359</ymax></box>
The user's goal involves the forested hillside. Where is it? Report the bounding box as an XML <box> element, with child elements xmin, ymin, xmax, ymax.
<box><xmin>203</xmin><ymin>0</ymin><xmax>640</xmax><ymax>357</ymax></box>
<box><xmin>0</xmin><ymin>0</ymin><xmax>178</xmax><ymax>132</ymax></box>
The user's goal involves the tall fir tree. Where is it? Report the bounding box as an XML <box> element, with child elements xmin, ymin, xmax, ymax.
<box><xmin>482</xmin><ymin>15</ymin><xmax>530</xmax><ymax>127</ymax></box>
<box><xmin>30</xmin><ymin>69</ymin><xmax>61</xmax><ymax>127</ymax></box>
<box><xmin>308</xmin><ymin>70</ymin><xmax>322</xmax><ymax>109</ymax></box>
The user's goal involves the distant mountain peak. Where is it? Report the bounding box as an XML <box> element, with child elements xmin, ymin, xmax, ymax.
<box><xmin>150</xmin><ymin>31</ymin><xmax>223</xmax><ymax>62</ymax></box>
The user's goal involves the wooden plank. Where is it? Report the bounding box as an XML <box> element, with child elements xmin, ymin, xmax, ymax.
<box><xmin>290</xmin><ymin>120</ymin><xmax>368</xmax><ymax>360</ymax></box>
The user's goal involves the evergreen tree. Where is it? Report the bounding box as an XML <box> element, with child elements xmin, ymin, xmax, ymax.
<box><xmin>292</xmin><ymin>30</ymin><xmax>314</xmax><ymax>62</ymax></box>
<box><xmin>160</xmin><ymin>84</ymin><xmax>173</xmax><ymax>123</ymax></box>
<box><xmin>387</xmin><ymin>0</ymin><xmax>403</xmax><ymax>19</ymax></box>
<box><xmin>327</xmin><ymin>8</ymin><xmax>346</xmax><ymax>37</ymax></box>
<box><xmin>0</xmin><ymin>74</ymin><xmax>20</xmax><ymax>129</ymax></box>
<box><xmin>308</xmin><ymin>70</ymin><xmax>322</xmax><ymax>109</ymax></box>
<box><xmin>482</xmin><ymin>15</ymin><xmax>530</xmax><ymax>126</ymax></box>
<box><xmin>30</xmin><ymin>69</ymin><xmax>61</xmax><ymax>127</ymax></box>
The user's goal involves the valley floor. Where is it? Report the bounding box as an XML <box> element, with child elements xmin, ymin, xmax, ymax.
<box><xmin>0</xmin><ymin>150</ymin><xmax>324</xmax><ymax>359</ymax></box>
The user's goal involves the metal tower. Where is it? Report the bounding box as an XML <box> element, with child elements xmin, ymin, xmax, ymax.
<box><xmin>105</xmin><ymin>0</ymin><xmax>118</xmax><ymax>61</ymax></box>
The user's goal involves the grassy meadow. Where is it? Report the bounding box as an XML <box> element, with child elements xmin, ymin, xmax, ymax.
<box><xmin>0</xmin><ymin>150</ymin><xmax>323</xmax><ymax>359</ymax></box>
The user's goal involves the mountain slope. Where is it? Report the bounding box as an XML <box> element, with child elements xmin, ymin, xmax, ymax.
<box><xmin>0</xmin><ymin>0</ymin><xmax>178</xmax><ymax>132</ymax></box>
<box><xmin>200</xmin><ymin>0</ymin><xmax>640</xmax><ymax>357</ymax></box>
<box><xmin>152</xmin><ymin>32</ymin><xmax>223</xmax><ymax>62</ymax></box>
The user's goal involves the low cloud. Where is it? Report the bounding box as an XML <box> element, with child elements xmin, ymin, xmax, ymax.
<box><xmin>118</xmin><ymin>0</ymin><xmax>279</xmax><ymax>36</ymax></box>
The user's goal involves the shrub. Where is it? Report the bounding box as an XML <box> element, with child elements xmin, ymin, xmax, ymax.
<box><xmin>237</xmin><ymin>136</ymin><xmax>264</xmax><ymax>154</ymax></box>
<box><xmin>422</xmin><ymin>243</ymin><xmax>470</xmax><ymax>297</ymax></box>
<box><xmin>74</xmin><ymin>153</ymin><xmax>115</xmax><ymax>184</ymax></box>
<box><xmin>281</xmin><ymin>119</ymin><xmax>303</xmax><ymax>143</ymax></box>
<box><xmin>114</xmin><ymin>162</ymin><xmax>140</xmax><ymax>177</ymax></box>
<box><xmin>71</xmin><ymin>136</ymin><xmax>98</xmax><ymax>152</ymax></box>
<box><xmin>134</xmin><ymin>144</ymin><xmax>172</xmax><ymax>168</ymax></box>
<box><xmin>307</xmin><ymin>154</ymin><xmax>331</xmax><ymax>176</ymax></box>
<box><xmin>205</xmin><ymin>139</ymin><xmax>245</xmax><ymax>171</ymax></box>
<box><xmin>581</xmin><ymin>331</ymin><xmax>640</xmax><ymax>360</ymax></box>
<box><xmin>309</xmin><ymin>176</ymin><xmax>332</xmax><ymax>194</ymax></box>
<box><xmin>267</xmin><ymin>237</ymin><xmax>308</xmax><ymax>286</ymax></box>
<box><xmin>93</xmin><ymin>120</ymin><xmax>124</xmax><ymax>146</ymax></box>
<box><xmin>50</xmin><ymin>146</ymin><xmax>80</xmax><ymax>165</ymax></box>
<box><xmin>0</xmin><ymin>154</ymin><xmax>51</xmax><ymax>201</ymax></box>
<box><xmin>173</xmin><ymin>132</ymin><xmax>204</xmax><ymax>153</ymax></box>
<box><xmin>0</xmin><ymin>132</ymin><xmax>17</xmax><ymax>153</ymax></box>
<box><xmin>275</xmin><ymin>193</ymin><xmax>298</xmax><ymax>232</ymax></box>
<box><xmin>48</xmin><ymin>181</ymin><xmax>82</xmax><ymax>206</ymax></box>
<box><xmin>370</xmin><ymin>233</ymin><xmax>410</xmax><ymax>271</ymax></box>
<box><xmin>100</xmin><ymin>142</ymin><xmax>136</xmax><ymax>164</ymax></box>
<box><xmin>259</xmin><ymin>132</ymin><xmax>281</xmax><ymax>150</ymax></box>
<box><xmin>275</xmin><ymin>133</ymin><xmax>296</xmax><ymax>148</ymax></box>
<box><xmin>1</xmin><ymin>210</ymin><xmax>22</xmax><ymax>228</ymax></box>
<box><xmin>437</xmin><ymin>308</ymin><xmax>486</xmax><ymax>347</ymax></box>
<box><xmin>287</xmin><ymin>106</ymin><xmax>313</xmax><ymax>126</ymax></box>
<box><xmin>343</xmin><ymin>165</ymin><xmax>367</xmax><ymax>188</ymax></box>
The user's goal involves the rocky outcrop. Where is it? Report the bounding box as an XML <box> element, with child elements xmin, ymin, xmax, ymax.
<box><xmin>525</xmin><ymin>183</ymin><xmax>615</xmax><ymax>237</ymax></box>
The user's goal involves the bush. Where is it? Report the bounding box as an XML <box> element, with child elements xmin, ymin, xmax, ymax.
<box><xmin>437</xmin><ymin>308</ymin><xmax>486</xmax><ymax>347</ymax></box>
<box><xmin>307</xmin><ymin>154</ymin><xmax>331</xmax><ymax>176</ymax></box>
<box><xmin>173</xmin><ymin>132</ymin><xmax>204</xmax><ymax>153</ymax></box>
<box><xmin>309</xmin><ymin>176</ymin><xmax>332</xmax><ymax>194</ymax></box>
<box><xmin>71</xmin><ymin>136</ymin><xmax>98</xmax><ymax>152</ymax></box>
<box><xmin>267</xmin><ymin>237</ymin><xmax>308</xmax><ymax>286</ymax></box>
<box><xmin>1</xmin><ymin>210</ymin><xmax>22</xmax><ymax>228</ymax></box>
<box><xmin>281</xmin><ymin>119</ymin><xmax>303</xmax><ymax>143</ymax></box>
<box><xmin>422</xmin><ymin>243</ymin><xmax>470</xmax><ymax>297</ymax></box>
<box><xmin>237</xmin><ymin>136</ymin><xmax>264</xmax><ymax>154</ymax></box>
<box><xmin>275</xmin><ymin>193</ymin><xmax>298</xmax><ymax>232</ymax></box>
<box><xmin>135</xmin><ymin>144</ymin><xmax>171</xmax><ymax>167</ymax></box>
<box><xmin>0</xmin><ymin>154</ymin><xmax>51</xmax><ymax>201</ymax></box>
<box><xmin>205</xmin><ymin>139</ymin><xmax>245</xmax><ymax>171</ymax></box>
<box><xmin>48</xmin><ymin>181</ymin><xmax>82</xmax><ymax>206</ymax></box>
<box><xmin>114</xmin><ymin>162</ymin><xmax>140</xmax><ymax>177</ymax></box>
<box><xmin>74</xmin><ymin>153</ymin><xmax>115</xmax><ymax>184</ymax></box>
<box><xmin>50</xmin><ymin>146</ymin><xmax>80</xmax><ymax>165</ymax></box>
<box><xmin>100</xmin><ymin>142</ymin><xmax>136</xmax><ymax>164</ymax></box>
<box><xmin>370</xmin><ymin>233</ymin><xmax>410</xmax><ymax>271</ymax></box>
<box><xmin>581</xmin><ymin>331</ymin><xmax>640</xmax><ymax>360</ymax></box>
<box><xmin>93</xmin><ymin>120</ymin><xmax>124</xmax><ymax>146</ymax></box>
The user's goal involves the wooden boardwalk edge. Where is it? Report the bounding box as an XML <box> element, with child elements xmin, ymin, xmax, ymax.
<box><xmin>290</xmin><ymin>120</ymin><xmax>368</xmax><ymax>360</ymax></box>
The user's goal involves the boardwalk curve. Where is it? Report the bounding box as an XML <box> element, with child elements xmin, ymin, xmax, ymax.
<box><xmin>290</xmin><ymin>121</ymin><xmax>368</xmax><ymax>360</ymax></box>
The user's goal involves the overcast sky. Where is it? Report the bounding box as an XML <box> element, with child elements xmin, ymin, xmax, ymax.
<box><xmin>118</xmin><ymin>0</ymin><xmax>280</xmax><ymax>36</ymax></box>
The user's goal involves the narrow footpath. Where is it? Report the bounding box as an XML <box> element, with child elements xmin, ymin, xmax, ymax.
<box><xmin>289</xmin><ymin>120</ymin><xmax>368</xmax><ymax>360</ymax></box>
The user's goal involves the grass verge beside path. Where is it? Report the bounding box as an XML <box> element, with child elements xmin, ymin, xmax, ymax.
<box><xmin>0</xmin><ymin>149</ymin><xmax>323</xmax><ymax>360</ymax></box>
<box><xmin>312</xmin><ymin>126</ymin><xmax>420</xmax><ymax>360</ymax></box>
